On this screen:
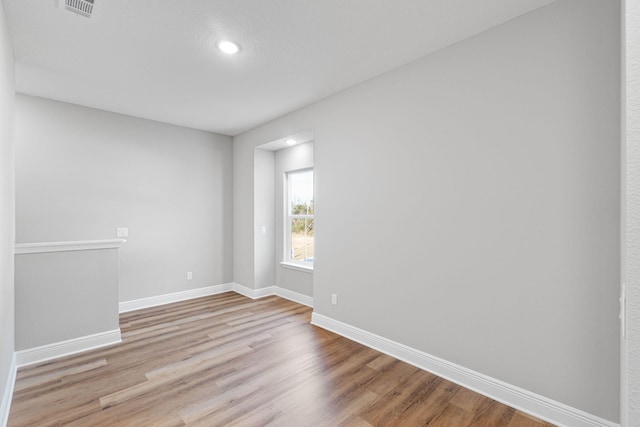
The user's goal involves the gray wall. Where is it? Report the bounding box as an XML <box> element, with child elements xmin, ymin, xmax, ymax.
<box><xmin>0</xmin><ymin>0</ymin><xmax>14</xmax><ymax>418</ymax></box>
<box><xmin>14</xmin><ymin>95</ymin><xmax>233</xmax><ymax>302</ymax></box>
<box><xmin>624</xmin><ymin>0</ymin><xmax>640</xmax><ymax>424</ymax></box>
<box><xmin>233</xmin><ymin>132</ymin><xmax>255</xmax><ymax>289</ymax></box>
<box><xmin>254</xmin><ymin>148</ymin><xmax>275</xmax><ymax>288</ymax></box>
<box><xmin>15</xmin><ymin>249</ymin><xmax>120</xmax><ymax>350</ymax></box>
<box><xmin>233</xmin><ymin>0</ymin><xmax>620</xmax><ymax>421</ymax></box>
<box><xmin>274</xmin><ymin>142</ymin><xmax>313</xmax><ymax>296</ymax></box>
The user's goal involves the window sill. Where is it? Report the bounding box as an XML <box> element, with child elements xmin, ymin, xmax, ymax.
<box><xmin>280</xmin><ymin>262</ymin><xmax>314</xmax><ymax>273</ymax></box>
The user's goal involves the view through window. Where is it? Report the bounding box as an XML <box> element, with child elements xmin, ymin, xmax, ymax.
<box><xmin>287</xmin><ymin>169</ymin><xmax>314</xmax><ymax>265</ymax></box>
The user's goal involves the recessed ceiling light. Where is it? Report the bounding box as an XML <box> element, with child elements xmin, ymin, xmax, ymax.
<box><xmin>286</xmin><ymin>139</ymin><xmax>296</xmax><ymax>146</ymax></box>
<box><xmin>217</xmin><ymin>40</ymin><xmax>240</xmax><ymax>55</ymax></box>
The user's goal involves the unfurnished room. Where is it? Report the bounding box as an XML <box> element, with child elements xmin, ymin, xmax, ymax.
<box><xmin>0</xmin><ymin>0</ymin><xmax>639</xmax><ymax>426</ymax></box>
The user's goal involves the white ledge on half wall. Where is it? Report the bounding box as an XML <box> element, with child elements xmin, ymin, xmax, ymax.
<box><xmin>14</xmin><ymin>239</ymin><xmax>126</xmax><ymax>254</ymax></box>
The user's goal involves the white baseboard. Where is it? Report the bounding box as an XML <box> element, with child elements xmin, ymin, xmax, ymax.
<box><xmin>231</xmin><ymin>283</ymin><xmax>314</xmax><ymax>307</ymax></box>
<box><xmin>0</xmin><ymin>353</ymin><xmax>16</xmax><ymax>427</ymax></box>
<box><xmin>119</xmin><ymin>283</ymin><xmax>234</xmax><ymax>313</ymax></box>
<box><xmin>120</xmin><ymin>283</ymin><xmax>314</xmax><ymax>315</ymax></box>
<box><xmin>311</xmin><ymin>313</ymin><xmax>618</xmax><ymax>427</ymax></box>
<box><xmin>231</xmin><ymin>283</ymin><xmax>275</xmax><ymax>299</ymax></box>
<box><xmin>251</xmin><ymin>285</ymin><xmax>278</xmax><ymax>299</ymax></box>
<box><xmin>16</xmin><ymin>329</ymin><xmax>122</xmax><ymax>368</ymax></box>
<box><xmin>274</xmin><ymin>287</ymin><xmax>314</xmax><ymax>307</ymax></box>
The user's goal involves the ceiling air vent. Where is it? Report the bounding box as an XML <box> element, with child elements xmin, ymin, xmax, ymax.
<box><xmin>64</xmin><ymin>0</ymin><xmax>94</xmax><ymax>18</ymax></box>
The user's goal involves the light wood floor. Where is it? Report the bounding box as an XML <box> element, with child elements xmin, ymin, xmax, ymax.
<box><xmin>8</xmin><ymin>293</ymin><xmax>555</xmax><ymax>426</ymax></box>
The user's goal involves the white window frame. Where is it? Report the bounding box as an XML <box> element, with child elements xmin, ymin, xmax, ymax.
<box><xmin>283</xmin><ymin>168</ymin><xmax>314</xmax><ymax>270</ymax></box>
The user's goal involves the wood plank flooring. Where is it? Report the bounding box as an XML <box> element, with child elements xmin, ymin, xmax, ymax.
<box><xmin>8</xmin><ymin>293</ymin><xmax>555</xmax><ymax>426</ymax></box>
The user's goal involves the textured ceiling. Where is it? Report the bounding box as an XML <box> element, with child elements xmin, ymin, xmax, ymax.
<box><xmin>3</xmin><ymin>0</ymin><xmax>555</xmax><ymax>136</ymax></box>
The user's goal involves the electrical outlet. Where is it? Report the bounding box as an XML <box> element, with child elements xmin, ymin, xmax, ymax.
<box><xmin>116</xmin><ymin>227</ymin><xmax>128</xmax><ymax>237</ymax></box>
<box><xmin>187</xmin><ymin>272</ymin><xmax>193</xmax><ymax>280</ymax></box>
<box><xmin>331</xmin><ymin>294</ymin><xmax>338</xmax><ymax>305</ymax></box>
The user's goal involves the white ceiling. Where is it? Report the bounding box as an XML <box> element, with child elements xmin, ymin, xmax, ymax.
<box><xmin>3</xmin><ymin>0</ymin><xmax>555</xmax><ymax>136</ymax></box>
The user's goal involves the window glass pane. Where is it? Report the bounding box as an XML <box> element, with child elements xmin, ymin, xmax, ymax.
<box><xmin>291</xmin><ymin>218</ymin><xmax>314</xmax><ymax>262</ymax></box>
<box><xmin>289</xmin><ymin>170</ymin><xmax>314</xmax><ymax>215</ymax></box>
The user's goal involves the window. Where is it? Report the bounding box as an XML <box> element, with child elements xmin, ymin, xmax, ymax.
<box><xmin>285</xmin><ymin>169</ymin><xmax>314</xmax><ymax>267</ymax></box>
